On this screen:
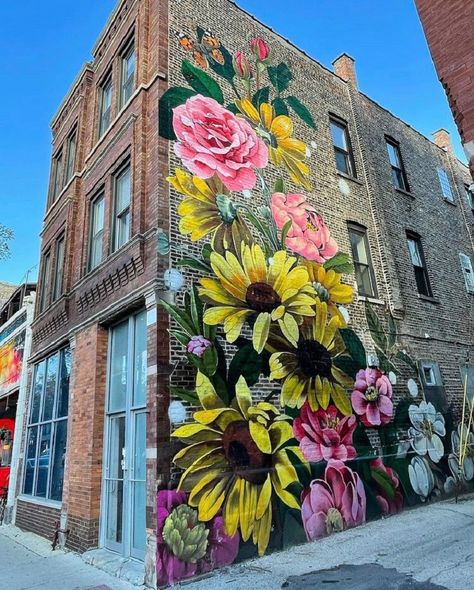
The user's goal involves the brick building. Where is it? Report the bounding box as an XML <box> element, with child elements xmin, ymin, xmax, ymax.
<box><xmin>11</xmin><ymin>0</ymin><xmax>474</xmax><ymax>588</ymax></box>
<box><xmin>415</xmin><ymin>0</ymin><xmax>474</xmax><ymax>181</ymax></box>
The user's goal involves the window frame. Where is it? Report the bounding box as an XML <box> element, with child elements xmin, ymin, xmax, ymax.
<box><xmin>50</xmin><ymin>151</ymin><xmax>64</xmax><ymax>204</ymax></box>
<box><xmin>88</xmin><ymin>192</ymin><xmax>106</xmax><ymax>271</ymax></box>
<box><xmin>98</xmin><ymin>72</ymin><xmax>113</xmax><ymax>139</ymax></box>
<box><xmin>347</xmin><ymin>222</ymin><xmax>377</xmax><ymax>298</ymax></box>
<box><xmin>465</xmin><ymin>185</ymin><xmax>474</xmax><ymax>218</ymax></box>
<box><xmin>385</xmin><ymin>137</ymin><xmax>409</xmax><ymax>192</ymax></box>
<box><xmin>39</xmin><ymin>250</ymin><xmax>52</xmax><ymax>313</ymax></box>
<box><xmin>329</xmin><ymin>115</ymin><xmax>357</xmax><ymax>178</ymax></box>
<box><xmin>406</xmin><ymin>232</ymin><xmax>433</xmax><ymax>298</ymax></box>
<box><xmin>119</xmin><ymin>38</ymin><xmax>136</xmax><ymax>109</ymax></box>
<box><xmin>22</xmin><ymin>348</ymin><xmax>71</xmax><ymax>503</ymax></box>
<box><xmin>65</xmin><ymin>128</ymin><xmax>77</xmax><ymax>184</ymax></box>
<box><xmin>112</xmin><ymin>163</ymin><xmax>132</xmax><ymax>253</ymax></box>
<box><xmin>437</xmin><ymin>167</ymin><xmax>454</xmax><ymax>202</ymax></box>
<box><xmin>52</xmin><ymin>234</ymin><xmax>65</xmax><ymax>302</ymax></box>
<box><xmin>459</xmin><ymin>253</ymin><xmax>474</xmax><ymax>294</ymax></box>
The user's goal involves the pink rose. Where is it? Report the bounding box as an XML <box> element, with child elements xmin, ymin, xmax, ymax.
<box><xmin>351</xmin><ymin>368</ymin><xmax>393</xmax><ymax>427</ymax></box>
<box><xmin>250</xmin><ymin>38</ymin><xmax>270</xmax><ymax>61</ymax></box>
<box><xmin>233</xmin><ymin>51</ymin><xmax>253</xmax><ymax>79</ymax></box>
<box><xmin>301</xmin><ymin>461</ymin><xmax>366</xmax><ymax>541</ymax></box>
<box><xmin>293</xmin><ymin>403</ymin><xmax>357</xmax><ymax>463</ymax></box>
<box><xmin>173</xmin><ymin>95</ymin><xmax>268</xmax><ymax>192</ymax></box>
<box><xmin>271</xmin><ymin>192</ymin><xmax>338</xmax><ymax>262</ymax></box>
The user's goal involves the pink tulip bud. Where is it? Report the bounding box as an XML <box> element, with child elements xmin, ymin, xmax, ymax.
<box><xmin>233</xmin><ymin>51</ymin><xmax>253</xmax><ymax>80</ymax></box>
<box><xmin>186</xmin><ymin>335</ymin><xmax>212</xmax><ymax>358</ymax></box>
<box><xmin>250</xmin><ymin>38</ymin><xmax>270</xmax><ymax>62</ymax></box>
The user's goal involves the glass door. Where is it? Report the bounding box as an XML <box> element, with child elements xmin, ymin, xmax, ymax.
<box><xmin>102</xmin><ymin>311</ymin><xmax>147</xmax><ymax>560</ymax></box>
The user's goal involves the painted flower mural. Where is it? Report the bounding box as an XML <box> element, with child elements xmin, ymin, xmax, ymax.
<box><xmin>156</xmin><ymin>26</ymin><xmax>460</xmax><ymax>587</ymax></box>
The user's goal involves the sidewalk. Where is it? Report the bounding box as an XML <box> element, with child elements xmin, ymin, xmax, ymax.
<box><xmin>0</xmin><ymin>525</ymin><xmax>143</xmax><ymax>590</ymax></box>
<box><xmin>180</xmin><ymin>495</ymin><xmax>474</xmax><ymax>590</ymax></box>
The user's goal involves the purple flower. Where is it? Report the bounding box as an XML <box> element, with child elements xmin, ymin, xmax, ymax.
<box><xmin>157</xmin><ymin>490</ymin><xmax>239</xmax><ymax>587</ymax></box>
<box><xmin>186</xmin><ymin>335</ymin><xmax>212</xmax><ymax>357</ymax></box>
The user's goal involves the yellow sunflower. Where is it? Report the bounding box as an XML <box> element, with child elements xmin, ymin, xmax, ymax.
<box><xmin>269</xmin><ymin>299</ymin><xmax>353</xmax><ymax>415</ymax></box>
<box><xmin>236</xmin><ymin>99</ymin><xmax>311</xmax><ymax>190</ymax></box>
<box><xmin>300</xmin><ymin>260</ymin><xmax>354</xmax><ymax>321</ymax></box>
<box><xmin>172</xmin><ymin>372</ymin><xmax>306</xmax><ymax>556</ymax></box>
<box><xmin>168</xmin><ymin>168</ymin><xmax>252</xmax><ymax>255</ymax></box>
<box><xmin>199</xmin><ymin>242</ymin><xmax>317</xmax><ymax>353</ymax></box>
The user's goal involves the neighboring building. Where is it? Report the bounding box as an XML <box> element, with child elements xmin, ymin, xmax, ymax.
<box><xmin>13</xmin><ymin>1</ymin><xmax>474</xmax><ymax>588</ymax></box>
<box><xmin>0</xmin><ymin>282</ymin><xmax>17</xmax><ymax>309</ymax></box>
<box><xmin>0</xmin><ymin>283</ymin><xmax>36</xmax><ymax>523</ymax></box>
<box><xmin>415</xmin><ymin>0</ymin><xmax>474</xmax><ymax>181</ymax></box>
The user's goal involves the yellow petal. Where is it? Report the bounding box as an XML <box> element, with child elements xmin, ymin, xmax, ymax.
<box><xmin>173</xmin><ymin>441</ymin><xmax>221</xmax><ymax>469</ymax></box>
<box><xmin>223</xmin><ymin>478</ymin><xmax>241</xmax><ymax>537</ymax></box>
<box><xmin>331</xmin><ymin>382</ymin><xmax>352</xmax><ymax>416</ymax></box>
<box><xmin>260</xmin><ymin>103</ymin><xmax>274</xmax><ymax>129</ymax></box>
<box><xmin>235</xmin><ymin>376</ymin><xmax>252</xmax><ymax>419</ymax></box>
<box><xmin>278</xmin><ymin>313</ymin><xmax>299</xmax><ymax>347</ymax></box>
<box><xmin>194</xmin><ymin>408</ymin><xmax>242</xmax><ymax>430</ymax></box>
<box><xmin>253</xmin><ymin>312</ymin><xmax>271</xmax><ymax>353</ymax></box>
<box><xmin>268</xmin><ymin>420</ymin><xmax>294</xmax><ymax>451</ymax></box>
<box><xmin>199</xmin><ymin>278</ymin><xmax>241</xmax><ymax>306</ymax></box>
<box><xmin>271</xmin><ymin>471</ymin><xmax>299</xmax><ymax>509</ymax></box>
<box><xmin>256</xmin><ymin>502</ymin><xmax>272</xmax><ymax>556</ymax></box>
<box><xmin>203</xmin><ymin>306</ymin><xmax>237</xmax><ymax>325</ymax></box>
<box><xmin>237</xmin><ymin>98</ymin><xmax>260</xmax><ymax>123</ymax></box>
<box><xmin>225</xmin><ymin>309</ymin><xmax>252</xmax><ymax>342</ymax></box>
<box><xmin>271</xmin><ymin>305</ymin><xmax>286</xmax><ymax>321</ymax></box>
<box><xmin>239</xmin><ymin>480</ymin><xmax>255</xmax><ymax>541</ymax></box>
<box><xmin>271</xmin><ymin>115</ymin><xmax>293</xmax><ymax>140</ymax></box>
<box><xmin>269</xmin><ymin>352</ymin><xmax>298</xmax><ymax>379</ymax></box>
<box><xmin>171</xmin><ymin>423</ymin><xmax>221</xmax><ymax>442</ymax></box>
<box><xmin>198</xmin><ymin>475</ymin><xmax>231</xmax><ymax>521</ymax></box>
<box><xmin>196</xmin><ymin>371</ymin><xmax>224</xmax><ymax>410</ymax></box>
<box><xmin>249</xmin><ymin>420</ymin><xmax>272</xmax><ymax>454</ymax></box>
<box><xmin>256</xmin><ymin>475</ymin><xmax>272</xmax><ymax>520</ymax></box>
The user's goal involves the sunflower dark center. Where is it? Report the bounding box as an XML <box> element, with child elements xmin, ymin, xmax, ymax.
<box><xmin>222</xmin><ymin>421</ymin><xmax>271</xmax><ymax>484</ymax></box>
<box><xmin>245</xmin><ymin>282</ymin><xmax>281</xmax><ymax>313</ymax></box>
<box><xmin>297</xmin><ymin>339</ymin><xmax>333</xmax><ymax>379</ymax></box>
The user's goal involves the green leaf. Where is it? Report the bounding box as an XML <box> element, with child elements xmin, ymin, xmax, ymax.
<box><xmin>175</xmin><ymin>257</ymin><xmax>212</xmax><ymax>274</ymax></box>
<box><xmin>211</xmin><ymin>372</ymin><xmax>230</xmax><ymax>405</ymax></box>
<box><xmin>190</xmin><ymin>284</ymin><xmax>204</xmax><ymax>333</ymax></box>
<box><xmin>188</xmin><ymin>344</ymin><xmax>218</xmax><ymax>377</ymax></box>
<box><xmin>202</xmin><ymin>243</ymin><xmax>213</xmax><ymax>264</ymax></box>
<box><xmin>339</xmin><ymin>328</ymin><xmax>366</xmax><ymax>369</ymax></box>
<box><xmin>159</xmin><ymin>298</ymin><xmax>195</xmax><ymax>337</ymax></box>
<box><xmin>226</xmin><ymin>103</ymin><xmax>240</xmax><ymax>114</ymax></box>
<box><xmin>252</xmin><ymin>86</ymin><xmax>270</xmax><ymax>109</ymax></box>
<box><xmin>324</xmin><ymin>252</ymin><xmax>354</xmax><ymax>274</ymax></box>
<box><xmin>387</xmin><ymin>314</ymin><xmax>397</xmax><ymax>351</ymax></box>
<box><xmin>158</xmin><ymin>86</ymin><xmax>196</xmax><ymax>140</ymax></box>
<box><xmin>267</xmin><ymin>62</ymin><xmax>292</xmax><ymax>94</ymax></box>
<box><xmin>378</xmin><ymin>351</ymin><xmax>397</xmax><ymax>375</ymax></box>
<box><xmin>273</xmin><ymin>178</ymin><xmax>286</xmax><ymax>194</ymax></box>
<box><xmin>156</xmin><ymin>231</ymin><xmax>170</xmax><ymax>255</ymax></box>
<box><xmin>228</xmin><ymin>343</ymin><xmax>263</xmax><ymax>388</ymax></box>
<box><xmin>280</xmin><ymin>219</ymin><xmax>292</xmax><ymax>249</ymax></box>
<box><xmin>181</xmin><ymin>59</ymin><xmax>224</xmax><ymax>103</ymax></box>
<box><xmin>170</xmin><ymin>385</ymin><xmax>199</xmax><ymax>405</ymax></box>
<box><xmin>371</xmin><ymin>467</ymin><xmax>396</xmax><ymax>500</ymax></box>
<box><xmin>285</xmin><ymin>95</ymin><xmax>316</xmax><ymax>129</ymax></box>
<box><xmin>272</xmin><ymin>97</ymin><xmax>288</xmax><ymax>116</ymax></box>
<box><xmin>333</xmin><ymin>355</ymin><xmax>361</xmax><ymax>380</ymax></box>
<box><xmin>365</xmin><ymin>304</ymin><xmax>388</xmax><ymax>353</ymax></box>
<box><xmin>169</xmin><ymin>330</ymin><xmax>190</xmax><ymax>347</ymax></box>
<box><xmin>395</xmin><ymin>350</ymin><xmax>418</xmax><ymax>374</ymax></box>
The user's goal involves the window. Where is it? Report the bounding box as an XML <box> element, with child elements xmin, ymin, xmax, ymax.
<box><xmin>465</xmin><ymin>185</ymin><xmax>474</xmax><ymax>217</ymax></box>
<box><xmin>51</xmin><ymin>152</ymin><xmax>63</xmax><ymax>203</ymax></box>
<box><xmin>459</xmin><ymin>253</ymin><xmax>474</xmax><ymax>294</ymax></box>
<box><xmin>386</xmin><ymin>138</ymin><xmax>409</xmax><ymax>191</ymax></box>
<box><xmin>23</xmin><ymin>348</ymin><xmax>71</xmax><ymax>502</ymax></box>
<box><xmin>347</xmin><ymin>223</ymin><xmax>377</xmax><ymax>297</ymax></box>
<box><xmin>98</xmin><ymin>74</ymin><xmax>113</xmax><ymax>138</ymax></box>
<box><xmin>52</xmin><ymin>236</ymin><xmax>65</xmax><ymax>302</ymax></box>
<box><xmin>330</xmin><ymin>116</ymin><xmax>356</xmax><ymax>177</ymax></box>
<box><xmin>112</xmin><ymin>165</ymin><xmax>131</xmax><ymax>252</ymax></box>
<box><xmin>39</xmin><ymin>251</ymin><xmax>51</xmax><ymax>313</ymax></box>
<box><xmin>120</xmin><ymin>40</ymin><xmax>135</xmax><ymax>108</ymax></box>
<box><xmin>419</xmin><ymin>360</ymin><xmax>447</xmax><ymax>413</ymax></box>
<box><xmin>65</xmin><ymin>130</ymin><xmax>77</xmax><ymax>183</ymax></box>
<box><xmin>89</xmin><ymin>194</ymin><xmax>105</xmax><ymax>270</ymax></box>
<box><xmin>406</xmin><ymin>233</ymin><xmax>433</xmax><ymax>297</ymax></box>
<box><xmin>437</xmin><ymin>167</ymin><xmax>453</xmax><ymax>202</ymax></box>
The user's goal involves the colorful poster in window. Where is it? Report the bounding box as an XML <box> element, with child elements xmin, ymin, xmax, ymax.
<box><xmin>0</xmin><ymin>331</ymin><xmax>25</xmax><ymax>396</ymax></box>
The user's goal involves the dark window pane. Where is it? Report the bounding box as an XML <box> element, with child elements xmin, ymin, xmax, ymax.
<box><xmin>133</xmin><ymin>312</ymin><xmax>147</xmax><ymax>406</ymax></box>
<box><xmin>66</xmin><ymin>134</ymin><xmax>77</xmax><ymax>182</ymax></box>
<box><xmin>330</xmin><ymin>122</ymin><xmax>346</xmax><ymax>150</ymax></box>
<box><xmin>42</xmin><ymin>354</ymin><xmax>58</xmax><ymax>422</ymax></box>
<box><xmin>109</xmin><ymin>321</ymin><xmax>129</xmax><ymax>412</ymax></box>
<box><xmin>335</xmin><ymin>150</ymin><xmax>349</xmax><ymax>174</ymax></box>
<box><xmin>23</xmin><ymin>427</ymin><xmax>38</xmax><ymax>495</ymax></box>
<box><xmin>355</xmin><ymin>263</ymin><xmax>375</xmax><ymax>297</ymax></box>
<box><xmin>414</xmin><ymin>267</ymin><xmax>432</xmax><ymax>297</ymax></box>
<box><xmin>53</xmin><ymin>237</ymin><xmax>65</xmax><ymax>301</ymax></box>
<box><xmin>386</xmin><ymin>142</ymin><xmax>399</xmax><ymax>167</ymax></box>
<box><xmin>35</xmin><ymin>424</ymin><xmax>52</xmax><ymax>497</ymax></box>
<box><xmin>49</xmin><ymin>420</ymin><xmax>68</xmax><ymax>501</ymax></box>
<box><xmin>57</xmin><ymin>348</ymin><xmax>71</xmax><ymax>418</ymax></box>
<box><xmin>30</xmin><ymin>361</ymin><xmax>45</xmax><ymax>423</ymax></box>
<box><xmin>391</xmin><ymin>168</ymin><xmax>405</xmax><ymax>190</ymax></box>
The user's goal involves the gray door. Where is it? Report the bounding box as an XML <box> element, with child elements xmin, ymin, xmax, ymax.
<box><xmin>102</xmin><ymin>311</ymin><xmax>147</xmax><ymax>560</ymax></box>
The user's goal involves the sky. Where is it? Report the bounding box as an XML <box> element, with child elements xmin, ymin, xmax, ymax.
<box><xmin>0</xmin><ymin>0</ymin><xmax>465</xmax><ymax>285</ymax></box>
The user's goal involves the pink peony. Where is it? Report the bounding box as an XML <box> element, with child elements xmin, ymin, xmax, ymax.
<box><xmin>351</xmin><ymin>368</ymin><xmax>393</xmax><ymax>427</ymax></box>
<box><xmin>157</xmin><ymin>490</ymin><xmax>239</xmax><ymax>586</ymax></box>
<box><xmin>187</xmin><ymin>335</ymin><xmax>212</xmax><ymax>358</ymax></box>
<box><xmin>301</xmin><ymin>461</ymin><xmax>366</xmax><ymax>541</ymax></box>
<box><xmin>271</xmin><ymin>192</ymin><xmax>338</xmax><ymax>262</ymax></box>
<box><xmin>173</xmin><ymin>95</ymin><xmax>268</xmax><ymax>192</ymax></box>
<box><xmin>370</xmin><ymin>458</ymin><xmax>403</xmax><ymax>516</ymax></box>
<box><xmin>293</xmin><ymin>403</ymin><xmax>357</xmax><ymax>463</ymax></box>
<box><xmin>250</xmin><ymin>38</ymin><xmax>270</xmax><ymax>61</ymax></box>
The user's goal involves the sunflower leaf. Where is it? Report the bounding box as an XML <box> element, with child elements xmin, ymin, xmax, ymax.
<box><xmin>339</xmin><ymin>328</ymin><xmax>366</xmax><ymax>369</ymax></box>
<box><xmin>182</xmin><ymin>59</ymin><xmax>224</xmax><ymax>103</ymax></box>
<box><xmin>226</xmin><ymin>103</ymin><xmax>240</xmax><ymax>114</ymax></box>
<box><xmin>378</xmin><ymin>351</ymin><xmax>397</xmax><ymax>375</ymax></box>
<box><xmin>333</xmin><ymin>355</ymin><xmax>361</xmax><ymax>380</ymax></box>
<box><xmin>272</xmin><ymin>97</ymin><xmax>289</xmax><ymax>116</ymax></box>
<box><xmin>252</xmin><ymin>86</ymin><xmax>270</xmax><ymax>110</ymax></box>
<box><xmin>190</xmin><ymin>284</ymin><xmax>204</xmax><ymax>333</ymax></box>
<box><xmin>159</xmin><ymin>298</ymin><xmax>195</xmax><ymax>337</ymax></box>
<box><xmin>228</xmin><ymin>343</ymin><xmax>263</xmax><ymax>389</ymax></box>
<box><xmin>267</xmin><ymin>62</ymin><xmax>292</xmax><ymax>94</ymax></box>
<box><xmin>175</xmin><ymin>256</ymin><xmax>213</xmax><ymax>274</ymax></box>
<box><xmin>285</xmin><ymin>96</ymin><xmax>316</xmax><ymax>129</ymax></box>
<box><xmin>169</xmin><ymin>330</ymin><xmax>190</xmax><ymax>347</ymax></box>
<box><xmin>324</xmin><ymin>252</ymin><xmax>354</xmax><ymax>274</ymax></box>
<box><xmin>365</xmin><ymin>303</ymin><xmax>388</xmax><ymax>353</ymax></box>
<box><xmin>170</xmin><ymin>385</ymin><xmax>200</xmax><ymax>405</ymax></box>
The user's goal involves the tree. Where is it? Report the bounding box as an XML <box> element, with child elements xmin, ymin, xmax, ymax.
<box><xmin>0</xmin><ymin>224</ymin><xmax>14</xmax><ymax>260</ymax></box>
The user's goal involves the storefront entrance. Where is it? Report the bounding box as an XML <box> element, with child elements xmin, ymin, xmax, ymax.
<box><xmin>101</xmin><ymin>311</ymin><xmax>147</xmax><ymax>561</ymax></box>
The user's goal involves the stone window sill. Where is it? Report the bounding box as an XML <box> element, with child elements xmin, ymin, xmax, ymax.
<box><xmin>417</xmin><ymin>294</ymin><xmax>440</xmax><ymax>304</ymax></box>
<box><xmin>337</xmin><ymin>171</ymin><xmax>363</xmax><ymax>185</ymax></box>
<box><xmin>442</xmin><ymin>197</ymin><xmax>456</xmax><ymax>206</ymax></box>
<box><xmin>17</xmin><ymin>494</ymin><xmax>62</xmax><ymax>510</ymax></box>
<box><xmin>394</xmin><ymin>187</ymin><xmax>415</xmax><ymax>199</ymax></box>
<box><xmin>357</xmin><ymin>295</ymin><xmax>385</xmax><ymax>305</ymax></box>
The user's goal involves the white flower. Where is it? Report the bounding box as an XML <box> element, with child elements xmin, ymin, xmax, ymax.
<box><xmin>407</xmin><ymin>379</ymin><xmax>418</xmax><ymax>398</ymax></box>
<box><xmin>388</xmin><ymin>371</ymin><xmax>397</xmax><ymax>385</ymax></box>
<box><xmin>408</xmin><ymin>401</ymin><xmax>445</xmax><ymax>463</ymax></box>
<box><xmin>448</xmin><ymin>424</ymin><xmax>474</xmax><ymax>481</ymax></box>
<box><xmin>408</xmin><ymin>456</ymin><xmax>435</xmax><ymax>499</ymax></box>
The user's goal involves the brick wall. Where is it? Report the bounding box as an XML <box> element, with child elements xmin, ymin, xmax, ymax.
<box><xmin>16</xmin><ymin>499</ymin><xmax>60</xmax><ymax>542</ymax></box>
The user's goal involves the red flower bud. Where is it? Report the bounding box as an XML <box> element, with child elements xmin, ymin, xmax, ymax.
<box><xmin>250</xmin><ymin>37</ymin><xmax>270</xmax><ymax>61</ymax></box>
<box><xmin>233</xmin><ymin>51</ymin><xmax>253</xmax><ymax>80</ymax></box>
